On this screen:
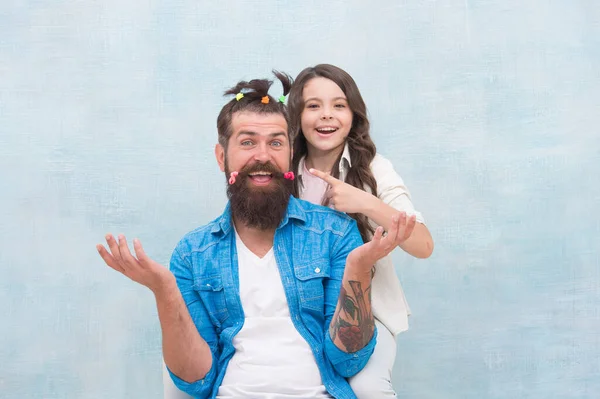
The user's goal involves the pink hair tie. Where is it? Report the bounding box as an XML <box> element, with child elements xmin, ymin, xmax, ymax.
<box><xmin>228</xmin><ymin>171</ymin><xmax>239</xmax><ymax>185</ymax></box>
<box><xmin>284</xmin><ymin>172</ymin><xmax>295</xmax><ymax>181</ymax></box>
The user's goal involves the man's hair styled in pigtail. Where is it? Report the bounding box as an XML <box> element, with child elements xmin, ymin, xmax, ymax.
<box><xmin>217</xmin><ymin>70</ymin><xmax>293</xmax><ymax>148</ymax></box>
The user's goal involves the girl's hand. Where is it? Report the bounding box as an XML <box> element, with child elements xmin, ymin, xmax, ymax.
<box><xmin>309</xmin><ymin>168</ymin><xmax>373</xmax><ymax>214</ymax></box>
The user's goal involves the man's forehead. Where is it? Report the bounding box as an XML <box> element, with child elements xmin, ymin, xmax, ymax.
<box><xmin>231</xmin><ymin>111</ymin><xmax>288</xmax><ymax>135</ymax></box>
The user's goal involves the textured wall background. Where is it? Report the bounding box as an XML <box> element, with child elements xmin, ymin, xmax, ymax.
<box><xmin>1</xmin><ymin>1</ymin><xmax>599</xmax><ymax>398</ymax></box>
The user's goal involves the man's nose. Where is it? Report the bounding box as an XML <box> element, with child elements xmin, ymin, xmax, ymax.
<box><xmin>253</xmin><ymin>143</ymin><xmax>270</xmax><ymax>162</ymax></box>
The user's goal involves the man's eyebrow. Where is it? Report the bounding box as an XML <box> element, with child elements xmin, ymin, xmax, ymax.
<box><xmin>236</xmin><ymin>131</ymin><xmax>257</xmax><ymax>137</ymax></box>
<box><xmin>268</xmin><ymin>132</ymin><xmax>288</xmax><ymax>138</ymax></box>
<box><xmin>236</xmin><ymin>131</ymin><xmax>288</xmax><ymax>138</ymax></box>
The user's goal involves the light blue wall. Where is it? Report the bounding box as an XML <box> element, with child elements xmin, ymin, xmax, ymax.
<box><xmin>1</xmin><ymin>1</ymin><xmax>598</xmax><ymax>398</ymax></box>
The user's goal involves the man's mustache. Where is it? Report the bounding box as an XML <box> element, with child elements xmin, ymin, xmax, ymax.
<box><xmin>236</xmin><ymin>162</ymin><xmax>284</xmax><ymax>179</ymax></box>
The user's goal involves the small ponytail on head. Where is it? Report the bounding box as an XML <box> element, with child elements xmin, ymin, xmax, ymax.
<box><xmin>216</xmin><ymin>70</ymin><xmax>293</xmax><ymax>148</ymax></box>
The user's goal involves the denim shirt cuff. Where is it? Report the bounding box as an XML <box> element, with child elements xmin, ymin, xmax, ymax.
<box><xmin>166</xmin><ymin>355</ymin><xmax>217</xmax><ymax>396</ymax></box>
<box><xmin>324</xmin><ymin>324</ymin><xmax>378</xmax><ymax>377</ymax></box>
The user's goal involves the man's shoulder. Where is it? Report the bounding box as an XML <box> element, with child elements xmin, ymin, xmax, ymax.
<box><xmin>173</xmin><ymin>214</ymin><xmax>225</xmax><ymax>256</ymax></box>
<box><xmin>288</xmin><ymin>198</ymin><xmax>363</xmax><ymax>255</ymax></box>
<box><xmin>290</xmin><ymin>197</ymin><xmax>356</xmax><ymax>234</ymax></box>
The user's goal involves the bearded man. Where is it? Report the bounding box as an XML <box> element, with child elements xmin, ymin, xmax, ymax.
<box><xmin>96</xmin><ymin>72</ymin><xmax>408</xmax><ymax>399</ymax></box>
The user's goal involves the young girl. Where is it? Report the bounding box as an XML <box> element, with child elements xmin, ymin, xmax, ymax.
<box><xmin>288</xmin><ymin>64</ymin><xmax>434</xmax><ymax>398</ymax></box>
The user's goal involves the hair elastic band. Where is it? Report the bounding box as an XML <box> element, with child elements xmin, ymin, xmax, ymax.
<box><xmin>228</xmin><ymin>171</ymin><xmax>239</xmax><ymax>184</ymax></box>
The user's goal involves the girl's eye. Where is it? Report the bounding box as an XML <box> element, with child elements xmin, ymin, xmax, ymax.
<box><xmin>306</xmin><ymin>103</ymin><xmax>319</xmax><ymax>109</ymax></box>
<box><xmin>335</xmin><ymin>103</ymin><xmax>346</xmax><ymax>108</ymax></box>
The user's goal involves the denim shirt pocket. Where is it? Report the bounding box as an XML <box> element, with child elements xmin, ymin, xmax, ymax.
<box><xmin>193</xmin><ymin>275</ymin><xmax>230</xmax><ymax>327</ymax></box>
<box><xmin>293</xmin><ymin>259</ymin><xmax>330</xmax><ymax>313</ymax></box>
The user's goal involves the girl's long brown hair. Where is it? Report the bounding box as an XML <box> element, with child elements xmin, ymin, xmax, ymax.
<box><xmin>288</xmin><ymin>64</ymin><xmax>378</xmax><ymax>242</ymax></box>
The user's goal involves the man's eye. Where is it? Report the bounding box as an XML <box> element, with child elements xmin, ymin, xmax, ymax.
<box><xmin>241</xmin><ymin>140</ymin><xmax>253</xmax><ymax>146</ymax></box>
<box><xmin>271</xmin><ymin>141</ymin><xmax>282</xmax><ymax>147</ymax></box>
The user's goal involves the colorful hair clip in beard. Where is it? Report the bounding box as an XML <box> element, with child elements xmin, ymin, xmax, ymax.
<box><xmin>228</xmin><ymin>171</ymin><xmax>239</xmax><ymax>185</ymax></box>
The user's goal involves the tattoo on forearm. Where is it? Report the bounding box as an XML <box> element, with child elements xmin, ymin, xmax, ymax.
<box><xmin>330</xmin><ymin>279</ymin><xmax>374</xmax><ymax>353</ymax></box>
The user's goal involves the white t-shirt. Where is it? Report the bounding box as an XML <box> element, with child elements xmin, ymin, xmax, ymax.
<box><xmin>216</xmin><ymin>232</ymin><xmax>332</xmax><ymax>399</ymax></box>
<box><xmin>298</xmin><ymin>145</ymin><xmax>425</xmax><ymax>335</ymax></box>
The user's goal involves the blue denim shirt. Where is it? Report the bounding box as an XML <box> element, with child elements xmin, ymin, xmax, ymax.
<box><xmin>167</xmin><ymin>196</ymin><xmax>377</xmax><ymax>399</ymax></box>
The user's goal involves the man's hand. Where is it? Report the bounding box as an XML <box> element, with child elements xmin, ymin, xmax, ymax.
<box><xmin>329</xmin><ymin>214</ymin><xmax>414</xmax><ymax>353</ymax></box>
<box><xmin>347</xmin><ymin>213</ymin><xmax>416</xmax><ymax>271</ymax></box>
<box><xmin>96</xmin><ymin>234</ymin><xmax>174</xmax><ymax>294</ymax></box>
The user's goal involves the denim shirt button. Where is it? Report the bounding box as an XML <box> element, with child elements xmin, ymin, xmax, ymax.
<box><xmin>314</xmin><ymin>267</ymin><xmax>321</xmax><ymax>273</ymax></box>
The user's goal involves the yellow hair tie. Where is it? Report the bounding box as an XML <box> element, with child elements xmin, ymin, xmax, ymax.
<box><xmin>261</xmin><ymin>96</ymin><xmax>270</xmax><ymax>104</ymax></box>
<box><xmin>235</xmin><ymin>93</ymin><xmax>244</xmax><ymax>101</ymax></box>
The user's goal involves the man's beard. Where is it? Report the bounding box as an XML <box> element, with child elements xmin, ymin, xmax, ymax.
<box><xmin>226</xmin><ymin>160</ymin><xmax>292</xmax><ymax>230</ymax></box>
